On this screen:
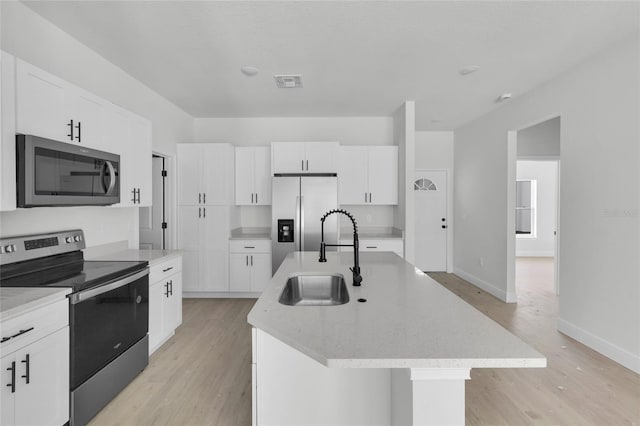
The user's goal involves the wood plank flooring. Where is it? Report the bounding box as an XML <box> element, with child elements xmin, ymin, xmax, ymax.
<box><xmin>90</xmin><ymin>258</ymin><xmax>639</xmax><ymax>425</ymax></box>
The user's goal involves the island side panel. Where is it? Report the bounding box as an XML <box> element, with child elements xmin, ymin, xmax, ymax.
<box><xmin>254</xmin><ymin>328</ymin><xmax>390</xmax><ymax>425</ymax></box>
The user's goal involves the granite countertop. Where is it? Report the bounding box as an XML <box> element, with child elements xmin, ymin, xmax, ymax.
<box><xmin>340</xmin><ymin>227</ymin><xmax>403</xmax><ymax>240</ymax></box>
<box><xmin>248</xmin><ymin>251</ymin><xmax>546</xmax><ymax>369</ymax></box>
<box><xmin>1</xmin><ymin>287</ymin><xmax>71</xmax><ymax>322</ymax></box>
<box><xmin>230</xmin><ymin>227</ymin><xmax>271</xmax><ymax>240</ymax></box>
<box><xmin>86</xmin><ymin>249</ymin><xmax>182</xmax><ymax>266</ymax></box>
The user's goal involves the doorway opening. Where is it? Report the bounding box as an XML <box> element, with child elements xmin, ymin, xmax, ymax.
<box><xmin>139</xmin><ymin>153</ymin><xmax>173</xmax><ymax>249</ymax></box>
<box><xmin>414</xmin><ymin>169</ymin><xmax>448</xmax><ymax>272</ymax></box>
<box><xmin>508</xmin><ymin>116</ymin><xmax>561</xmax><ymax>301</ymax></box>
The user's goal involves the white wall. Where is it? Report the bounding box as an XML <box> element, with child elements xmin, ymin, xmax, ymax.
<box><xmin>415</xmin><ymin>131</ymin><xmax>454</xmax><ymax>271</ymax></box>
<box><xmin>517</xmin><ymin>116</ymin><xmax>560</xmax><ymax>157</ymax></box>
<box><xmin>516</xmin><ymin>161</ymin><xmax>557</xmax><ymax>257</ymax></box>
<box><xmin>194</xmin><ymin>117</ymin><xmax>393</xmax><ymax>146</ymax></box>
<box><xmin>454</xmin><ymin>34</ymin><xmax>639</xmax><ymax>373</ymax></box>
<box><xmin>0</xmin><ymin>2</ymin><xmax>193</xmax><ymax>248</ymax></box>
<box><xmin>393</xmin><ymin>102</ymin><xmax>416</xmax><ymax>263</ymax></box>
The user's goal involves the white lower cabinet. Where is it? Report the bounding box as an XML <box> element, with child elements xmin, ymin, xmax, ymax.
<box><xmin>229</xmin><ymin>240</ymin><xmax>271</xmax><ymax>293</ymax></box>
<box><xmin>148</xmin><ymin>256</ymin><xmax>183</xmax><ymax>355</ymax></box>
<box><xmin>1</xmin><ymin>298</ymin><xmax>69</xmax><ymax>426</ymax></box>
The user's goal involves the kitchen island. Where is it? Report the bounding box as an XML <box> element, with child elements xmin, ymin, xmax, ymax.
<box><xmin>248</xmin><ymin>251</ymin><xmax>546</xmax><ymax>425</ymax></box>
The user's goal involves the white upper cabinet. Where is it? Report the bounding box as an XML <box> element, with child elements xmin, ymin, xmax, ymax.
<box><xmin>1</xmin><ymin>51</ymin><xmax>17</xmax><ymax>212</ymax></box>
<box><xmin>178</xmin><ymin>143</ymin><xmax>233</xmax><ymax>206</ymax></box>
<box><xmin>271</xmin><ymin>142</ymin><xmax>339</xmax><ymax>174</ymax></box>
<box><xmin>16</xmin><ymin>59</ymin><xmax>107</xmax><ymax>149</ymax></box>
<box><xmin>339</xmin><ymin>146</ymin><xmax>398</xmax><ymax>205</ymax></box>
<box><xmin>235</xmin><ymin>146</ymin><xmax>271</xmax><ymax>205</ymax></box>
<box><xmin>124</xmin><ymin>114</ymin><xmax>152</xmax><ymax>206</ymax></box>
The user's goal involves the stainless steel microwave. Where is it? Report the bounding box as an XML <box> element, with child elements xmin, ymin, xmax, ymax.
<box><xmin>17</xmin><ymin>134</ymin><xmax>121</xmax><ymax>207</ymax></box>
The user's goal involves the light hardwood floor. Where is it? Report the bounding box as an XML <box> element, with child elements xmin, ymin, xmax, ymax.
<box><xmin>90</xmin><ymin>258</ymin><xmax>639</xmax><ymax>425</ymax></box>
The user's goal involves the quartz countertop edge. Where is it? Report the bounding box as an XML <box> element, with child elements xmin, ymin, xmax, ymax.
<box><xmin>339</xmin><ymin>227</ymin><xmax>403</xmax><ymax>240</ymax></box>
<box><xmin>248</xmin><ymin>251</ymin><xmax>547</xmax><ymax>370</ymax></box>
<box><xmin>1</xmin><ymin>287</ymin><xmax>71</xmax><ymax>322</ymax></box>
<box><xmin>85</xmin><ymin>249</ymin><xmax>182</xmax><ymax>265</ymax></box>
<box><xmin>230</xmin><ymin>227</ymin><xmax>271</xmax><ymax>240</ymax></box>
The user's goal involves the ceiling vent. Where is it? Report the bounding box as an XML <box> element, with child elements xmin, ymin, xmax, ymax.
<box><xmin>274</xmin><ymin>75</ymin><xmax>303</xmax><ymax>89</ymax></box>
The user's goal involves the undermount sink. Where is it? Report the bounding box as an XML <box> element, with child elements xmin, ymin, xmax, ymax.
<box><xmin>279</xmin><ymin>273</ymin><xmax>349</xmax><ymax>306</ymax></box>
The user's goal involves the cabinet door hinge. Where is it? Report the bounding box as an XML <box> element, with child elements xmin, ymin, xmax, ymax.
<box><xmin>161</xmin><ymin>222</ymin><xmax>168</xmax><ymax>229</ymax></box>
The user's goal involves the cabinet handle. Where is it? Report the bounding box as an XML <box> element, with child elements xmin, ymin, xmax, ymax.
<box><xmin>301</xmin><ymin>160</ymin><xmax>304</xmax><ymax>171</ymax></box>
<box><xmin>75</xmin><ymin>121</ymin><xmax>82</xmax><ymax>142</ymax></box>
<box><xmin>67</xmin><ymin>119</ymin><xmax>74</xmax><ymax>141</ymax></box>
<box><xmin>255</xmin><ymin>193</ymin><xmax>258</xmax><ymax>204</ymax></box>
<box><xmin>244</xmin><ymin>246</ymin><xmax>255</xmax><ymax>249</ymax></box>
<box><xmin>369</xmin><ymin>192</ymin><xmax>372</xmax><ymax>203</ymax></box>
<box><xmin>10</xmin><ymin>327</ymin><xmax>34</xmax><ymax>339</ymax></box>
<box><xmin>198</xmin><ymin>207</ymin><xmax>201</xmax><ymax>218</ymax></box>
<box><xmin>169</xmin><ymin>280</ymin><xmax>173</xmax><ymax>296</ymax></box>
<box><xmin>164</xmin><ymin>282</ymin><xmax>169</xmax><ymax>298</ymax></box>
<box><xmin>366</xmin><ymin>246</ymin><xmax>378</xmax><ymax>249</ymax></box>
<box><xmin>203</xmin><ymin>207</ymin><xmax>206</xmax><ymax>218</ymax></box>
<box><xmin>306</xmin><ymin>160</ymin><xmax>309</xmax><ymax>171</ymax></box>
<box><xmin>162</xmin><ymin>266</ymin><xmax>174</xmax><ymax>273</ymax></box>
<box><xmin>199</xmin><ymin>193</ymin><xmax>202</xmax><ymax>204</ymax></box>
<box><xmin>137</xmin><ymin>188</ymin><xmax>141</xmax><ymax>204</ymax></box>
<box><xmin>132</xmin><ymin>188</ymin><xmax>137</xmax><ymax>203</ymax></box>
<box><xmin>20</xmin><ymin>354</ymin><xmax>29</xmax><ymax>384</ymax></box>
<box><xmin>203</xmin><ymin>193</ymin><xmax>206</xmax><ymax>204</ymax></box>
<box><xmin>251</xmin><ymin>193</ymin><xmax>254</xmax><ymax>204</ymax></box>
<box><xmin>6</xmin><ymin>361</ymin><xmax>15</xmax><ymax>393</ymax></box>
<box><xmin>251</xmin><ymin>255</ymin><xmax>253</xmax><ymax>266</ymax></box>
<box><xmin>246</xmin><ymin>255</ymin><xmax>248</xmax><ymax>266</ymax></box>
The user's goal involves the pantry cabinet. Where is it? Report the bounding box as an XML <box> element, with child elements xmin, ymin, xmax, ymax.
<box><xmin>178</xmin><ymin>144</ymin><xmax>233</xmax><ymax>206</ymax></box>
<box><xmin>271</xmin><ymin>142</ymin><xmax>339</xmax><ymax>174</ymax></box>
<box><xmin>229</xmin><ymin>240</ymin><xmax>271</xmax><ymax>293</ymax></box>
<box><xmin>178</xmin><ymin>205</ymin><xmax>230</xmax><ymax>293</ymax></box>
<box><xmin>235</xmin><ymin>146</ymin><xmax>271</xmax><ymax>205</ymax></box>
<box><xmin>339</xmin><ymin>146</ymin><xmax>398</xmax><ymax>205</ymax></box>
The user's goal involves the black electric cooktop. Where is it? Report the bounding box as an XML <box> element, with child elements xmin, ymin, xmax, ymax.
<box><xmin>0</xmin><ymin>251</ymin><xmax>148</xmax><ymax>293</ymax></box>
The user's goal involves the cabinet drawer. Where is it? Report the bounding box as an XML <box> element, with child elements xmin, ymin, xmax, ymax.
<box><xmin>1</xmin><ymin>297</ymin><xmax>68</xmax><ymax>356</ymax></box>
<box><xmin>229</xmin><ymin>240</ymin><xmax>271</xmax><ymax>253</ymax></box>
<box><xmin>150</xmin><ymin>256</ymin><xmax>183</xmax><ymax>283</ymax></box>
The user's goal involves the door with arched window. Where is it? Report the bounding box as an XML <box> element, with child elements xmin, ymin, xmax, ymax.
<box><xmin>415</xmin><ymin>170</ymin><xmax>447</xmax><ymax>271</ymax></box>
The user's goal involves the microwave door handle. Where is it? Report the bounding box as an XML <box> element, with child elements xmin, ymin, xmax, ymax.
<box><xmin>104</xmin><ymin>161</ymin><xmax>117</xmax><ymax>195</ymax></box>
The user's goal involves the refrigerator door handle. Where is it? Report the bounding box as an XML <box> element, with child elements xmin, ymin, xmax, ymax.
<box><xmin>300</xmin><ymin>196</ymin><xmax>305</xmax><ymax>251</ymax></box>
<box><xmin>295</xmin><ymin>196</ymin><xmax>301</xmax><ymax>252</ymax></box>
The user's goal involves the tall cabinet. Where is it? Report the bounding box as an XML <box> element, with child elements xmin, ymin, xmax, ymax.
<box><xmin>177</xmin><ymin>143</ymin><xmax>234</xmax><ymax>294</ymax></box>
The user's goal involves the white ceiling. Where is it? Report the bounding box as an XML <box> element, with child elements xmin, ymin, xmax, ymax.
<box><xmin>22</xmin><ymin>1</ymin><xmax>640</xmax><ymax>130</ymax></box>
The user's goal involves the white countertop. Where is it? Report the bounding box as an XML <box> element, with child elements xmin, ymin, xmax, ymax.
<box><xmin>1</xmin><ymin>287</ymin><xmax>71</xmax><ymax>322</ymax></box>
<box><xmin>86</xmin><ymin>249</ymin><xmax>182</xmax><ymax>266</ymax></box>
<box><xmin>248</xmin><ymin>251</ymin><xmax>546</xmax><ymax>369</ymax></box>
<box><xmin>230</xmin><ymin>227</ymin><xmax>271</xmax><ymax>240</ymax></box>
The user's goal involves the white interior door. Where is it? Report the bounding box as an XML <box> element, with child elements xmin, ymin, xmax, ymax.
<box><xmin>415</xmin><ymin>170</ymin><xmax>447</xmax><ymax>272</ymax></box>
<box><xmin>140</xmin><ymin>156</ymin><xmax>165</xmax><ymax>249</ymax></box>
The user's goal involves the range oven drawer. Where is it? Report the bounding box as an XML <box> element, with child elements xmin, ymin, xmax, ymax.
<box><xmin>69</xmin><ymin>269</ymin><xmax>149</xmax><ymax>389</ymax></box>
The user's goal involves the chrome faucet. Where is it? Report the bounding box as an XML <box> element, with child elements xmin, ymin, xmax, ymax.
<box><xmin>319</xmin><ymin>209</ymin><xmax>362</xmax><ymax>286</ymax></box>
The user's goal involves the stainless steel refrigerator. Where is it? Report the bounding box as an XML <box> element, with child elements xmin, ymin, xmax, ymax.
<box><xmin>271</xmin><ymin>175</ymin><xmax>339</xmax><ymax>272</ymax></box>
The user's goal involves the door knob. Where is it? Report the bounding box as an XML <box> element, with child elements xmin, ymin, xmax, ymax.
<box><xmin>441</xmin><ymin>218</ymin><xmax>446</xmax><ymax>221</ymax></box>
<box><xmin>442</xmin><ymin>225</ymin><xmax>447</xmax><ymax>229</ymax></box>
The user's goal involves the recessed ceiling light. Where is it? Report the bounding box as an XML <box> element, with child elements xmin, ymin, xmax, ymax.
<box><xmin>459</xmin><ymin>65</ymin><xmax>480</xmax><ymax>76</ymax></box>
<box><xmin>497</xmin><ymin>93</ymin><xmax>512</xmax><ymax>102</ymax></box>
<box><xmin>240</xmin><ymin>66</ymin><xmax>259</xmax><ymax>77</ymax></box>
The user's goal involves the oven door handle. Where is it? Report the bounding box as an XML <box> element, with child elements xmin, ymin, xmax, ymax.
<box><xmin>69</xmin><ymin>269</ymin><xmax>149</xmax><ymax>304</ymax></box>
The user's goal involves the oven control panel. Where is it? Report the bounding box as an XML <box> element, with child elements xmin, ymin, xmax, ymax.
<box><xmin>0</xmin><ymin>230</ymin><xmax>85</xmax><ymax>265</ymax></box>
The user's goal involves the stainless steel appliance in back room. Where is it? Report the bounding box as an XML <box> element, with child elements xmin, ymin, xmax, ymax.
<box><xmin>271</xmin><ymin>174</ymin><xmax>339</xmax><ymax>272</ymax></box>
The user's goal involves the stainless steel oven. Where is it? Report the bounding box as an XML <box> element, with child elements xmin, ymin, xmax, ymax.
<box><xmin>0</xmin><ymin>230</ymin><xmax>149</xmax><ymax>426</ymax></box>
<box><xmin>17</xmin><ymin>134</ymin><xmax>120</xmax><ymax>207</ymax></box>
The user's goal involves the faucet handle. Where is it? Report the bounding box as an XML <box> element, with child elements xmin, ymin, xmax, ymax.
<box><xmin>349</xmin><ymin>267</ymin><xmax>363</xmax><ymax>286</ymax></box>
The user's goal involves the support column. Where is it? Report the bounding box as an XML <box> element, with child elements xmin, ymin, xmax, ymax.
<box><xmin>391</xmin><ymin>368</ymin><xmax>471</xmax><ymax>426</ymax></box>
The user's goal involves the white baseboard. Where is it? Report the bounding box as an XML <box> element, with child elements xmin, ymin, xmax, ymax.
<box><xmin>515</xmin><ymin>251</ymin><xmax>554</xmax><ymax>257</ymax></box>
<box><xmin>557</xmin><ymin>318</ymin><xmax>640</xmax><ymax>374</ymax></box>
<box><xmin>453</xmin><ymin>268</ymin><xmax>517</xmax><ymax>303</ymax></box>
<box><xmin>183</xmin><ymin>291</ymin><xmax>261</xmax><ymax>299</ymax></box>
